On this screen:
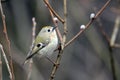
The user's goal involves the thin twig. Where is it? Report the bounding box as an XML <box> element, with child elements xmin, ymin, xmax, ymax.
<box><xmin>49</xmin><ymin>0</ymin><xmax>67</xmax><ymax>80</ymax></box>
<box><xmin>50</xmin><ymin>11</ymin><xmax>63</xmax><ymax>42</ymax></box>
<box><xmin>26</xmin><ymin>17</ymin><xmax>36</xmax><ymax>80</ymax></box>
<box><xmin>113</xmin><ymin>44</ymin><xmax>120</xmax><ymax>48</ymax></box>
<box><xmin>46</xmin><ymin>1</ymin><xmax>63</xmax><ymax>42</ymax></box>
<box><xmin>96</xmin><ymin>11</ymin><xmax>120</xmax><ymax>49</ymax></box>
<box><xmin>44</xmin><ymin>0</ymin><xmax>63</xmax><ymax>51</ymax></box>
<box><xmin>110</xmin><ymin>16</ymin><xmax>120</xmax><ymax>47</ymax></box>
<box><xmin>62</xmin><ymin>0</ymin><xmax>67</xmax><ymax>49</ymax></box>
<box><xmin>108</xmin><ymin>46</ymin><xmax>116</xmax><ymax>80</ymax></box>
<box><xmin>96</xmin><ymin>8</ymin><xmax>119</xmax><ymax>80</ymax></box>
<box><xmin>0</xmin><ymin>1</ymin><xmax>14</xmax><ymax>80</ymax></box>
<box><xmin>109</xmin><ymin>17</ymin><xmax>120</xmax><ymax>80</ymax></box>
<box><xmin>43</xmin><ymin>0</ymin><xmax>65</xmax><ymax>23</ymax></box>
<box><xmin>94</xmin><ymin>7</ymin><xmax>110</xmax><ymax>43</ymax></box>
<box><xmin>49</xmin><ymin>0</ymin><xmax>111</xmax><ymax>79</ymax></box>
<box><xmin>95</xmin><ymin>2</ymin><xmax>119</xmax><ymax>80</ymax></box>
<box><xmin>95</xmin><ymin>10</ymin><xmax>117</xmax><ymax>80</ymax></box>
<box><xmin>65</xmin><ymin>0</ymin><xmax>111</xmax><ymax>47</ymax></box>
<box><xmin>0</xmin><ymin>44</ymin><xmax>12</xmax><ymax>80</ymax></box>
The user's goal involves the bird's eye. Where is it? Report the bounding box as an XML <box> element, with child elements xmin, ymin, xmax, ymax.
<box><xmin>47</xmin><ymin>29</ymin><xmax>50</xmax><ymax>32</ymax></box>
<box><xmin>37</xmin><ymin>43</ymin><xmax>42</xmax><ymax>47</ymax></box>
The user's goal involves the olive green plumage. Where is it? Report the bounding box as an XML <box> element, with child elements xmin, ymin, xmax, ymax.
<box><xmin>24</xmin><ymin>26</ymin><xmax>58</xmax><ymax>64</ymax></box>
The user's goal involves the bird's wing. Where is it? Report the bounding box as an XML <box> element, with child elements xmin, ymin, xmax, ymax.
<box><xmin>23</xmin><ymin>42</ymin><xmax>48</xmax><ymax>64</ymax></box>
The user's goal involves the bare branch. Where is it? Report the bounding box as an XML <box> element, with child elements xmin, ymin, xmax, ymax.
<box><xmin>26</xmin><ymin>17</ymin><xmax>36</xmax><ymax>80</ymax></box>
<box><xmin>65</xmin><ymin>0</ymin><xmax>111</xmax><ymax>47</ymax></box>
<box><xmin>49</xmin><ymin>0</ymin><xmax>67</xmax><ymax>80</ymax></box>
<box><xmin>47</xmin><ymin>4</ymin><xmax>63</xmax><ymax>42</ymax></box>
<box><xmin>96</xmin><ymin>15</ymin><xmax>110</xmax><ymax>43</ymax></box>
<box><xmin>95</xmin><ymin>8</ymin><xmax>119</xmax><ymax>80</ymax></box>
<box><xmin>43</xmin><ymin>0</ymin><xmax>65</xmax><ymax>23</ymax></box>
<box><xmin>0</xmin><ymin>44</ymin><xmax>12</xmax><ymax>80</ymax></box>
<box><xmin>110</xmin><ymin>16</ymin><xmax>120</xmax><ymax>47</ymax></box>
<box><xmin>0</xmin><ymin>0</ymin><xmax>15</xmax><ymax>80</ymax></box>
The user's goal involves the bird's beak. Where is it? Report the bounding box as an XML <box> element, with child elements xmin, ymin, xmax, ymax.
<box><xmin>52</xmin><ymin>27</ymin><xmax>56</xmax><ymax>31</ymax></box>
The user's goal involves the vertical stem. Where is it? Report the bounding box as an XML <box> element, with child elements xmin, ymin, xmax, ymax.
<box><xmin>0</xmin><ymin>1</ymin><xmax>14</xmax><ymax>80</ymax></box>
<box><xmin>27</xmin><ymin>18</ymin><xmax>36</xmax><ymax>80</ymax></box>
<box><xmin>0</xmin><ymin>44</ymin><xmax>13</xmax><ymax>80</ymax></box>
<box><xmin>49</xmin><ymin>0</ymin><xmax>67</xmax><ymax>80</ymax></box>
<box><xmin>49</xmin><ymin>9</ymin><xmax>63</xmax><ymax>42</ymax></box>
<box><xmin>62</xmin><ymin>0</ymin><xmax>67</xmax><ymax>49</ymax></box>
<box><xmin>43</xmin><ymin>0</ymin><xmax>63</xmax><ymax>42</ymax></box>
<box><xmin>109</xmin><ymin>16</ymin><xmax>120</xmax><ymax>80</ymax></box>
<box><xmin>109</xmin><ymin>47</ymin><xmax>116</xmax><ymax>80</ymax></box>
<box><xmin>43</xmin><ymin>0</ymin><xmax>64</xmax><ymax>23</ymax></box>
<box><xmin>110</xmin><ymin>16</ymin><xmax>120</xmax><ymax>47</ymax></box>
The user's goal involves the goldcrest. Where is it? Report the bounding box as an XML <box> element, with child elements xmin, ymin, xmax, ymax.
<box><xmin>24</xmin><ymin>26</ymin><xmax>58</xmax><ymax>64</ymax></box>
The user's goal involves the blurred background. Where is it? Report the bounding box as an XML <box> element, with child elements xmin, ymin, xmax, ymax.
<box><xmin>0</xmin><ymin>0</ymin><xmax>120</xmax><ymax>80</ymax></box>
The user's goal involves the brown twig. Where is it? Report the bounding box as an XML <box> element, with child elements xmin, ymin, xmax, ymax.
<box><xmin>94</xmin><ymin>3</ymin><xmax>119</xmax><ymax>80</ymax></box>
<box><xmin>95</xmin><ymin>12</ymin><xmax>117</xmax><ymax>80</ymax></box>
<box><xmin>109</xmin><ymin>16</ymin><xmax>120</xmax><ymax>80</ymax></box>
<box><xmin>65</xmin><ymin>0</ymin><xmax>111</xmax><ymax>47</ymax></box>
<box><xmin>95</xmin><ymin>14</ymin><xmax>110</xmax><ymax>43</ymax></box>
<box><xmin>0</xmin><ymin>1</ymin><xmax>14</xmax><ymax>80</ymax></box>
<box><xmin>43</xmin><ymin>0</ymin><xmax>65</xmax><ymax>23</ymax></box>
<box><xmin>26</xmin><ymin>17</ymin><xmax>36</xmax><ymax>80</ymax></box>
<box><xmin>62</xmin><ymin>0</ymin><xmax>67</xmax><ymax>49</ymax></box>
<box><xmin>95</xmin><ymin>8</ymin><xmax>119</xmax><ymax>80</ymax></box>
<box><xmin>95</xmin><ymin>9</ymin><xmax>120</xmax><ymax>49</ymax></box>
<box><xmin>49</xmin><ymin>0</ymin><xmax>67</xmax><ymax>80</ymax></box>
<box><xmin>46</xmin><ymin>0</ymin><xmax>63</xmax><ymax>42</ymax></box>
<box><xmin>48</xmin><ymin>0</ymin><xmax>111</xmax><ymax>79</ymax></box>
<box><xmin>0</xmin><ymin>44</ymin><xmax>12</xmax><ymax>80</ymax></box>
<box><xmin>50</xmin><ymin>12</ymin><xmax>63</xmax><ymax>43</ymax></box>
<box><xmin>96</xmin><ymin>15</ymin><xmax>120</xmax><ymax>48</ymax></box>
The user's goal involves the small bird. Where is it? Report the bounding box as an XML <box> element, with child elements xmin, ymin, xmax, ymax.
<box><xmin>24</xmin><ymin>26</ymin><xmax>58</xmax><ymax>64</ymax></box>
